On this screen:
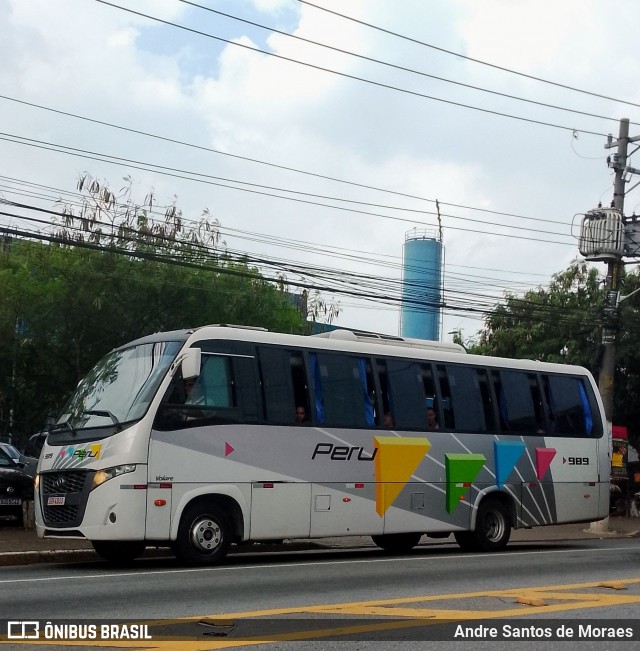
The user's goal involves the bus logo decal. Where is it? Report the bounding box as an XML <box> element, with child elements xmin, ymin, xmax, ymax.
<box><xmin>535</xmin><ymin>448</ymin><xmax>557</xmax><ymax>480</ymax></box>
<box><xmin>445</xmin><ymin>453</ymin><xmax>485</xmax><ymax>514</ymax></box>
<box><xmin>494</xmin><ymin>441</ymin><xmax>526</xmax><ymax>488</ymax></box>
<box><xmin>374</xmin><ymin>436</ymin><xmax>431</xmax><ymax>517</ymax></box>
<box><xmin>54</xmin><ymin>444</ymin><xmax>102</xmax><ymax>468</ymax></box>
<box><xmin>311</xmin><ymin>443</ymin><xmax>377</xmax><ymax>461</ymax></box>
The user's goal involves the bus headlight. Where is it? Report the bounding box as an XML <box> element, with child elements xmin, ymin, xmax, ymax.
<box><xmin>92</xmin><ymin>464</ymin><xmax>137</xmax><ymax>490</ymax></box>
<box><xmin>34</xmin><ymin>473</ymin><xmax>40</xmax><ymax>492</ymax></box>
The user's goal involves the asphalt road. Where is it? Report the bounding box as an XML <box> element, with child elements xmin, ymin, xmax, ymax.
<box><xmin>1</xmin><ymin>537</ymin><xmax>640</xmax><ymax>649</ymax></box>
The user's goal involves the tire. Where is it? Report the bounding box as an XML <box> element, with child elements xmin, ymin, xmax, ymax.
<box><xmin>92</xmin><ymin>540</ymin><xmax>147</xmax><ymax>563</ymax></box>
<box><xmin>454</xmin><ymin>499</ymin><xmax>511</xmax><ymax>552</ymax></box>
<box><xmin>453</xmin><ymin>531</ymin><xmax>477</xmax><ymax>552</ymax></box>
<box><xmin>371</xmin><ymin>532</ymin><xmax>422</xmax><ymax>553</ymax></box>
<box><xmin>174</xmin><ymin>503</ymin><xmax>231</xmax><ymax>566</ymax></box>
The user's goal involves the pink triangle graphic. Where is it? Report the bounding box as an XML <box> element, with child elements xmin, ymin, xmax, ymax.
<box><xmin>535</xmin><ymin>448</ymin><xmax>556</xmax><ymax>480</ymax></box>
<box><xmin>225</xmin><ymin>442</ymin><xmax>235</xmax><ymax>457</ymax></box>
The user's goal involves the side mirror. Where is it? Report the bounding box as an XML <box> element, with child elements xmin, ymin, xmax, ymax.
<box><xmin>181</xmin><ymin>347</ymin><xmax>201</xmax><ymax>380</ymax></box>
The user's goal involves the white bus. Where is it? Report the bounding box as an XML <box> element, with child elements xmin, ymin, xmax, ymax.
<box><xmin>35</xmin><ymin>325</ymin><xmax>609</xmax><ymax>565</ymax></box>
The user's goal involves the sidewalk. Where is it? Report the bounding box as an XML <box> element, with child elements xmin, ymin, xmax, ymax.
<box><xmin>1</xmin><ymin>516</ymin><xmax>638</xmax><ymax>567</ymax></box>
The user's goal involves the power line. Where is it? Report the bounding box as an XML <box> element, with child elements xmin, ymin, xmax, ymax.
<box><xmin>0</xmin><ymin>174</ymin><xmax>554</xmax><ymax>295</ymax></box>
<box><xmin>92</xmin><ymin>0</ymin><xmax>609</xmax><ymax>138</ymax></box>
<box><xmin>1</xmin><ymin>201</ymin><xmax>604</xmax><ymax>328</ymax></box>
<box><xmin>0</xmin><ymin>133</ymin><xmax>576</xmax><ymax>245</ymax></box>
<box><xmin>298</xmin><ymin>0</ymin><xmax>640</xmax><ymax>110</ymax></box>
<box><xmin>177</xmin><ymin>0</ymin><xmax>627</xmax><ymax>127</ymax></box>
<box><xmin>0</xmin><ymin>94</ymin><xmax>577</xmax><ymax>227</ymax></box>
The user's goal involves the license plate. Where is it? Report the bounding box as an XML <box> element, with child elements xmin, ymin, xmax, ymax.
<box><xmin>47</xmin><ymin>496</ymin><xmax>66</xmax><ymax>506</ymax></box>
<box><xmin>0</xmin><ymin>498</ymin><xmax>22</xmax><ymax>506</ymax></box>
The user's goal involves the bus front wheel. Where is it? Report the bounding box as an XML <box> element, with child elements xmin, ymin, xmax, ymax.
<box><xmin>454</xmin><ymin>499</ymin><xmax>511</xmax><ymax>552</ymax></box>
<box><xmin>174</xmin><ymin>503</ymin><xmax>231</xmax><ymax>566</ymax></box>
<box><xmin>92</xmin><ymin>540</ymin><xmax>147</xmax><ymax>563</ymax></box>
<box><xmin>371</xmin><ymin>532</ymin><xmax>422</xmax><ymax>553</ymax></box>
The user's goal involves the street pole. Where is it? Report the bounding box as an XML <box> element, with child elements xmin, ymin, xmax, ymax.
<box><xmin>590</xmin><ymin>118</ymin><xmax>629</xmax><ymax>533</ymax></box>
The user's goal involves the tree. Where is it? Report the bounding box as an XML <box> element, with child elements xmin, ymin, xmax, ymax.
<box><xmin>470</xmin><ymin>259</ymin><xmax>640</xmax><ymax>448</ymax></box>
<box><xmin>472</xmin><ymin>260</ymin><xmax>603</xmax><ymax>370</ymax></box>
<box><xmin>0</xmin><ymin>176</ymin><xmax>307</xmax><ymax>444</ymax></box>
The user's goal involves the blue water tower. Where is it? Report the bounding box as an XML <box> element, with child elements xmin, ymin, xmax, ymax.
<box><xmin>400</xmin><ymin>229</ymin><xmax>443</xmax><ymax>341</ymax></box>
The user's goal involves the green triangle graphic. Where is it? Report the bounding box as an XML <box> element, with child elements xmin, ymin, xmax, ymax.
<box><xmin>445</xmin><ymin>453</ymin><xmax>486</xmax><ymax>513</ymax></box>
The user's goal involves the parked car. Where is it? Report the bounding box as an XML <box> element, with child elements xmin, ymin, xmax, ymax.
<box><xmin>0</xmin><ymin>443</ymin><xmax>37</xmax><ymax>477</ymax></box>
<box><xmin>0</xmin><ymin>446</ymin><xmax>34</xmax><ymax>526</ymax></box>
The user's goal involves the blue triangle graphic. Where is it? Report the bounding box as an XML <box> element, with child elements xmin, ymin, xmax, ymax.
<box><xmin>494</xmin><ymin>440</ymin><xmax>526</xmax><ymax>488</ymax></box>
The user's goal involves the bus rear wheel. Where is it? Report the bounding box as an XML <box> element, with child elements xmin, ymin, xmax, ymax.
<box><xmin>174</xmin><ymin>503</ymin><xmax>231</xmax><ymax>566</ymax></box>
<box><xmin>371</xmin><ymin>532</ymin><xmax>422</xmax><ymax>553</ymax></box>
<box><xmin>92</xmin><ymin>540</ymin><xmax>147</xmax><ymax>563</ymax></box>
<box><xmin>454</xmin><ymin>499</ymin><xmax>511</xmax><ymax>552</ymax></box>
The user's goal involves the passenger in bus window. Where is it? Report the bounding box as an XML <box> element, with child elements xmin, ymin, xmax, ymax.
<box><xmin>426</xmin><ymin>407</ymin><xmax>439</xmax><ymax>430</ymax></box>
<box><xmin>184</xmin><ymin>378</ymin><xmax>204</xmax><ymax>405</ymax></box>
<box><xmin>295</xmin><ymin>406</ymin><xmax>308</xmax><ymax>423</ymax></box>
<box><xmin>383</xmin><ymin>411</ymin><xmax>394</xmax><ymax>428</ymax></box>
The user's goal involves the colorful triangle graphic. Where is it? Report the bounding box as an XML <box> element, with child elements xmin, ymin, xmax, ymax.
<box><xmin>374</xmin><ymin>436</ymin><xmax>431</xmax><ymax>516</ymax></box>
<box><xmin>445</xmin><ymin>453</ymin><xmax>486</xmax><ymax>513</ymax></box>
<box><xmin>494</xmin><ymin>440</ymin><xmax>526</xmax><ymax>488</ymax></box>
<box><xmin>535</xmin><ymin>448</ymin><xmax>556</xmax><ymax>480</ymax></box>
<box><xmin>225</xmin><ymin>442</ymin><xmax>235</xmax><ymax>457</ymax></box>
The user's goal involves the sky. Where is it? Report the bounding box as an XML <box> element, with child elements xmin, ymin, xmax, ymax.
<box><xmin>2</xmin><ymin>0</ymin><xmax>640</xmax><ymax>344</ymax></box>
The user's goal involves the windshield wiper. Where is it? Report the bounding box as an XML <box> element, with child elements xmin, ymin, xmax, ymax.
<box><xmin>85</xmin><ymin>410</ymin><xmax>122</xmax><ymax>431</ymax></box>
<box><xmin>48</xmin><ymin>421</ymin><xmax>76</xmax><ymax>437</ymax></box>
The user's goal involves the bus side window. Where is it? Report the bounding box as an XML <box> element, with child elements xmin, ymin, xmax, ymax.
<box><xmin>291</xmin><ymin>352</ymin><xmax>310</xmax><ymax>423</ymax></box>
<box><xmin>308</xmin><ymin>352</ymin><xmax>325</xmax><ymax>425</ymax></box>
<box><xmin>231</xmin><ymin>355</ymin><xmax>261</xmax><ymax>423</ymax></box>
<box><xmin>477</xmin><ymin>369</ymin><xmax>497</xmax><ymax>432</ymax></box>
<box><xmin>258</xmin><ymin>347</ymin><xmax>298</xmax><ymax>425</ymax></box>
<box><xmin>198</xmin><ymin>355</ymin><xmax>232</xmax><ymax>407</ymax></box>
<box><xmin>384</xmin><ymin>359</ymin><xmax>428</xmax><ymax>430</ymax></box>
<box><xmin>494</xmin><ymin>370</ymin><xmax>544</xmax><ymax>433</ymax></box>
<box><xmin>436</xmin><ymin>365</ymin><xmax>453</xmax><ymax>429</ymax></box>
<box><xmin>421</xmin><ymin>363</ymin><xmax>441</xmax><ymax>430</ymax></box>
<box><xmin>439</xmin><ymin>364</ymin><xmax>492</xmax><ymax>432</ymax></box>
<box><xmin>313</xmin><ymin>353</ymin><xmax>371</xmax><ymax>428</ymax></box>
<box><xmin>359</xmin><ymin>357</ymin><xmax>377</xmax><ymax>427</ymax></box>
<box><xmin>544</xmin><ymin>374</ymin><xmax>596</xmax><ymax>437</ymax></box>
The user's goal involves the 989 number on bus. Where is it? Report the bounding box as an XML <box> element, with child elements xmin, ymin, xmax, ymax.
<box><xmin>564</xmin><ymin>457</ymin><xmax>590</xmax><ymax>465</ymax></box>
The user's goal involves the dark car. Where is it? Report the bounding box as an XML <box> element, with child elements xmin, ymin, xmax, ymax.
<box><xmin>0</xmin><ymin>447</ymin><xmax>34</xmax><ymax>526</ymax></box>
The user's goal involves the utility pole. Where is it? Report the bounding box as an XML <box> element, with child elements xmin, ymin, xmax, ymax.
<box><xmin>580</xmin><ymin>118</ymin><xmax>640</xmax><ymax>531</ymax></box>
<box><xmin>588</xmin><ymin>119</ymin><xmax>628</xmax><ymax>533</ymax></box>
<box><xmin>600</xmin><ymin>118</ymin><xmax>629</xmax><ymax>422</ymax></box>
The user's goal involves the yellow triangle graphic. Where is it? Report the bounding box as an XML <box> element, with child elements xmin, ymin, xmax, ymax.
<box><xmin>374</xmin><ymin>436</ymin><xmax>431</xmax><ymax>516</ymax></box>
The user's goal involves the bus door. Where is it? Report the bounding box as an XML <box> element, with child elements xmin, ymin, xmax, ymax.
<box><xmin>145</xmin><ymin>433</ymin><xmax>174</xmax><ymax>540</ymax></box>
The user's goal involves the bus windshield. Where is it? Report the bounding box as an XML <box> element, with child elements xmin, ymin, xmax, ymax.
<box><xmin>55</xmin><ymin>340</ymin><xmax>183</xmax><ymax>436</ymax></box>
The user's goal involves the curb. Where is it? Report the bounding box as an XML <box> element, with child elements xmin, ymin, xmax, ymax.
<box><xmin>1</xmin><ymin>529</ymin><xmax>639</xmax><ymax>567</ymax></box>
<box><xmin>0</xmin><ymin>549</ymin><xmax>99</xmax><ymax>567</ymax></box>
<box><xmin>0</xmin><ymin>541</ymin><xmax>331</xmax><ymax>567</ymax></box>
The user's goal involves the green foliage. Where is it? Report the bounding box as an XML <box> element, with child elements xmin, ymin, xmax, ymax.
<box><xmin>474</xmin><ymin>260</ymin><xmax>603</xmax><ymax>371</ymax></box>
<box><xmin>0</xmin><ymin>176</ymin><xmax>307</xmax><ymax>444</ymax></box>
<box><xmin>469</xmin><ymin>259</ymin><xmax>640</xmax><ymax>448</ymax></box>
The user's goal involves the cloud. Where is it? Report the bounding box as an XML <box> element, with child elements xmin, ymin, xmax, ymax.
<box><xmin>1</xmin><ymin>0</ymin><xmax>637</xmax><ymax>341</ymax></box>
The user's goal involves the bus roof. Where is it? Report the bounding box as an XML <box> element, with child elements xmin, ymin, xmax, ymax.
<box><xmin>172</xmin><ymin>324</ymin><xmax>594</xmax><ymax>378</ymax></box>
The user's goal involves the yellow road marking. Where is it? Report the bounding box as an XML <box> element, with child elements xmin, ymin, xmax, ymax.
<box><xmin>3</xmin><ymin>577</ymin><xmax>640</xmax><ymax>649</ymax></box>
